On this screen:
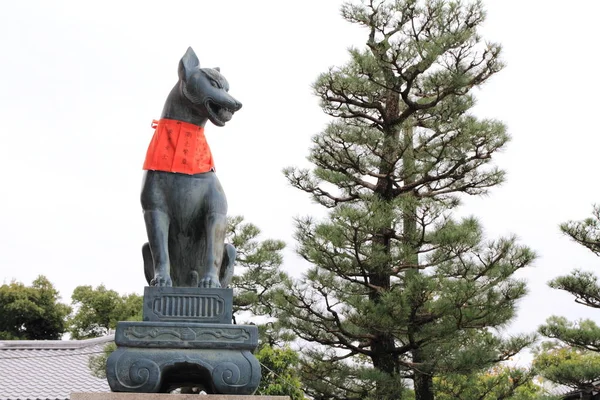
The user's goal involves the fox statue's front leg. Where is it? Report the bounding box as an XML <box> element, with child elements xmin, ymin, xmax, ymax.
<box><xmin>143</xmin><ymin>210</ymin><xmax>173</xmax><ymax>287</ymax></box>
<box><xmin>141</xmin><ymin>171</ymin><xmax>174</xmax><ymax>287</ymax></box>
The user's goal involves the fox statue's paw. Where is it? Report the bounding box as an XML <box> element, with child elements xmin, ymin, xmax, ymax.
<box><xmin>150</xmin><ymin>274</ymin><xmax>173</xmax><ymax>287</ymax></box>
<box><xmin>198</xmin><ymin>274</ymin><xmax>221</xmax><ymax>288</ymax></box>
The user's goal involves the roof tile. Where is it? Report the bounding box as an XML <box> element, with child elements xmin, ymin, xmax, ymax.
<box><xmin>0</xmin><ymin>336</ymin><xmax>113</xmax><ymax>400</ymax></box>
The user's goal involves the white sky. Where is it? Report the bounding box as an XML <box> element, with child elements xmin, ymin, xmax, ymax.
<box><xmin>1</xmin><ymin>0</ymin><xmax>599</xmax><ymax>349</ymax></box>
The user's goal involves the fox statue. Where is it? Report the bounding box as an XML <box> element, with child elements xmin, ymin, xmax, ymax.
<box><xmin>141</xmin><ymin>47</ymin><xmax>242</xmax><ymax>288</ymax></box>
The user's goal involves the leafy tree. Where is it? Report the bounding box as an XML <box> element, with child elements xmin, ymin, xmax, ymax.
<box><xmin>278</xmin><ymin>1</ymin><xmax>535</xmax><ymax>399</ymax></box>
<box><xmin>255</xmin><ymin>344</ymin><xmax>305</xmax><ymax>400</ymax></box>
<box><xmin>68</xmin><ymin>284</ymin><xmax>142</xmax><ymax>339</ymax></box>
<box><xmin>0</xmin><ymin>275</ymin><xmax>71</xmax><ymax>340</ymax></box>
<box><xmin>536</xmin><ymin>206</ymin><xmax>600</xmax><ymax>395</ymax></box>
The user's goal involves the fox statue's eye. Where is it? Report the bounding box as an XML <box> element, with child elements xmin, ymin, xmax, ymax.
<box><xmin>210</xmin><ymin>79</ymin><xmax>222</xmax><ymax>89</ymax></box>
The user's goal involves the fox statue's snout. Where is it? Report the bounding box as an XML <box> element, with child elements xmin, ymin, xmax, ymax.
<box><xmin>178</xmin><ymin>48</ymin><xmax>242</xmax><ymax>127</ymax></box>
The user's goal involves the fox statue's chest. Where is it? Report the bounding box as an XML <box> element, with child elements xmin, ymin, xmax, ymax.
<box><xmin>143</xmin><ymin>118</ymin><xmax>215</xmax><ymax>175</ymax></box>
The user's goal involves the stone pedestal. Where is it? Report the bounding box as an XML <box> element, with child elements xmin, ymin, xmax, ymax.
<box><xmin>72</xmin><ymin>394</ymin><xmax>289</xmax><ymax>400</ymax></box>
<box><xmin>106</xmin><ymin>287</ymin><xmax>260</xmax><ymax>395</ymax></box>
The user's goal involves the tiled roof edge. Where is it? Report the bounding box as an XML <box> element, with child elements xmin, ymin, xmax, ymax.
<box><xmin>0</xmin><ymin>334</ymin><xmax>115</xmax><ymax>350</ymax></box>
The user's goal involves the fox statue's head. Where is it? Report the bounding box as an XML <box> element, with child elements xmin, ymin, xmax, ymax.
<box><xmin>176</xmin><ymin>47</ymin><xmax>242</xmax><ymax>127</ymax></box>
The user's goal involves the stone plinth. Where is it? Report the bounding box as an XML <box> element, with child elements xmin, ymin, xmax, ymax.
<box><xmin>142</xmin><ymin>287</ymin><xmax>233</xmax><ymax>324</ymax></box>
<box><xmin>115</xmin><ymin>321</ymin><xmax>257</xmax><ymax>349</ymax></box>
<box><xmin>106</xmin><ymin>287</ymin><xmax>260</xmax><ymax>395</ymax></box>
<box><xmin>72</xmin><ymin>394</ymin><xmax>290</xmax><ymax>400</ymax></box>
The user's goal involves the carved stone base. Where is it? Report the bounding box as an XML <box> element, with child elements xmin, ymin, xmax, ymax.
<box><xmin>114</xmin><ymin>321</ymin><xmax>257</xmax><ymax>349</ymax></box>
<box><xmin>106</xmin><ymin>346</ymin><xmax>260</xmax><ymax>394</ymax></box>
<box><xmin>106</xmin><ymin>288</ymin><xmax>261</xmax><ymax>395</ymax></box>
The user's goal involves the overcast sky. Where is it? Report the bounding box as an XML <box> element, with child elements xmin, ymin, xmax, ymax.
<box><xmin>1</xmin><ymin>0</ymin><xmax>599</xmax><ymax>351</ymax></box>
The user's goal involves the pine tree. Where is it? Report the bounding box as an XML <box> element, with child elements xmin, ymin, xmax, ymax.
<box><xmin>227</xmin><ymin>216</ymin><xmax>304</xmax><ymax>398</ymax></box>
<box><xmin>278</xmin><ymin>1</ymin><xmax>535</xmax><ymax>399</ymax></box>
<box><xmin>535</xmin><ymin>206</ymin><xmax>600</xmax><ymax>395</ymax></box>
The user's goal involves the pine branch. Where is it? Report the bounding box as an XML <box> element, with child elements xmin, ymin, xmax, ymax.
<box><xmin>560</xmin><ymin>205</ymin><xmax>600</xmax><ymax>256</ymax></box>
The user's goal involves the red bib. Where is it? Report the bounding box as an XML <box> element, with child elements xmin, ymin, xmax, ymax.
<box><xmin>143</xmin><ymin>118</ymin><xmax>215</xmax><ymax>175</ymax></box>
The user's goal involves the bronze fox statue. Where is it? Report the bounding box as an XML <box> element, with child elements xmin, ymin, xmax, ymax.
<box><xmin>141</xmin><ymin>47</ymin><xmax>242</xmax><ymax>288</ymax></box>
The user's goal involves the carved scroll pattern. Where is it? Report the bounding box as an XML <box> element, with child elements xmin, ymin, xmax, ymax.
<box><xmin>111</xmin><ymin>350</ymin><xmax>161</xmax><ymax>392</ymax></box>
<box><xmin>123</xmin><ymin>326</ymin><xmax>251</xmax><ymax>343</ymax></box>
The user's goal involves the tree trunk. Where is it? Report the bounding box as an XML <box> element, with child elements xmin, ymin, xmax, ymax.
<box><xmin>400</xmin><ymin>122</ymin><xmax>435</xmax><ymax>399</ymax></box>
<box><xmin>368</xmin><ymin>89</ymin><xmax>403</xmax><ymax>399</ymax></box>
<box><xmin>412</xmin><ymin>347</ymin><xmax>434</xmax><ymax>400</ymax></box>
<box><xmin>369</xmin><ymin>233</ymin><xmax>399</xmax><ymax>399</ymax></box>
<box><xmin>371</xmin><ymin>335</ymin><xmax>401</xmax><ymax>400</ymax></box>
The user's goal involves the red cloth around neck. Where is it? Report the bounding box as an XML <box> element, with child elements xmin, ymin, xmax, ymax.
<box><xmin>143</xmin><ymin>118</ymin><xmax>215</xmax><ymax>175</ymax></box>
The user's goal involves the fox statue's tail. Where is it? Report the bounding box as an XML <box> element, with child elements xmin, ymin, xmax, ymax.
<box><xmin>142</xmin><ymin>243</ymin><xmax>153</xmax><ymax>286</ymax></box>
<box><xmin>142</xmin><ymin>243</ymin><xmax>235</xmax><ymax>288</ymax></box>
<box><xmin>219</xmin><ymin>244</ymin><xmax>236</xmax><ymax>288</ymax></box>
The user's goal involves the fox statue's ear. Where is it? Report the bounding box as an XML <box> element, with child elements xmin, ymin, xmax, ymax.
<box><xmin>178</xmin><ymin>47</ymin><xmax>200</xmax><ymax>82</ymax></box>
<box><xmin>214</xmin><ymin>67</ymin><xmax>220</xmax><ymax>72</ymax></box>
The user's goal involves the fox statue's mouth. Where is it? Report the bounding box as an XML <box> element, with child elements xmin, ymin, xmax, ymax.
<box><xmin>206</xmin><ymin>100</ymin><xmax>234</xmax><ymax>127</ymax></box>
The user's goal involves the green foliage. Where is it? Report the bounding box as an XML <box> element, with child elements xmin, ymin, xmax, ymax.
<box><xmin>548</xmin><ymin>270</ymin><xmax>600</xmax><ymax>310</ymax></box>
<box><xmin>0</xmin><ymin>275</ymin><xmax>71</xmax><ymax>340</ymax></box>
<box><xmin>226</xmin><ymin>216</ymin><xmax>306</xmax><ymax>395</ymax></box>
<box><xmin>68</xmin><ymin>285</ymin><xmax>142</xmax><ymax>339</ymax></box>
<box><xmin>560</xmin><ymin>205</ymin><xmax>600</xmax><ymax>257</ymax></box>
<box><xmin>533</xmin><ymin>342</ymin><xmax>600</xmax><ymax>394</ymax></box>
<box><xmin>536</xmin><ymin>206</ymin><xmax>600</xmax><ymax>395</ymax></box>
<box><xmin>88</xmin><ymin>342</ymin><xmax>117</xmax><ymax>379</ymax></box>
<box><xmin>228</xmin><ymin>215</ymin><xmax>287</xmax><ymax>319</ymax></box>
<box><xmin>297</xmin><ymin>347</ymin><xmax>412</xmax><ymax>400</ymax></box>
<box><xmin>226</xmin><ymin>216</ymin><xmax>294</xmax><ymax>345</ymax></box>
<box><xmin>435</xmin><ymin>365</ymin><xmax>543</xmax><ymax>400</ymax></box>
<box><xmin>540</xmin><ymin>316</ymin><xmax>600</xmax><ymax>351</ymax></box>
<box><xmin>255</xmin><ymin>345</ymin><xmax>305</xmax><ymax>400</ymax></box>
<box><xmin>279</xmin><ymin>1</ymin><xmax>534</xmax><ymax>399</ymax></box>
